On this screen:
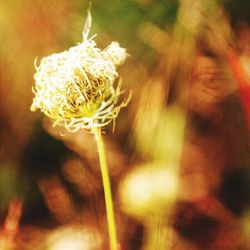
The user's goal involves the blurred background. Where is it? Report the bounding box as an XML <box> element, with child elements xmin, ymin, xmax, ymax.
<box><xmin>0</xmin><ymin>0</ymin><xmax>250</xmax><ymax>249</ymax></box>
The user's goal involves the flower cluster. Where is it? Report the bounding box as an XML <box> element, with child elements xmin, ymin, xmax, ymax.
<box><xmin>31</xmin><ymin>12</ymin><xmax>130</xmax><ymax>132</ymax></box>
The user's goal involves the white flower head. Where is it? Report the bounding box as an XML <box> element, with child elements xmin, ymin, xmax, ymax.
<box><xmin>31</xmin><ymin>11</ymin><xmax>130</xmax><ymax>132</ymax></box>
<box><xmin>102</xmin><ymin>42</ymin><xmax>128</xmax><ymax>66</ymax></box>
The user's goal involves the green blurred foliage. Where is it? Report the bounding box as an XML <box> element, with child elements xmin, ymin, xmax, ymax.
<box><xmin>90</xmin><ymin>0</ymin><xmax>178</xmax><ymax>63</ymax></box>
<box><xmin>0</xmin><ymin>164</ymin><xmax>21</xmax><ymax>210</ymax></box>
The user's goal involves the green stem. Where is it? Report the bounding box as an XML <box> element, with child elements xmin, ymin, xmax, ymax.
<box><xmin>93</xmin><ymin>127</ymin><xmax>118</xmax><ymax>250</ymax></box>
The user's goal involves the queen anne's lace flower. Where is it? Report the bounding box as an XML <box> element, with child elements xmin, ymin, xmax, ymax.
<box><xmin>31</xmin><ymin>11</ymin><xmax>130</xmax><ymax>132</ymax></box>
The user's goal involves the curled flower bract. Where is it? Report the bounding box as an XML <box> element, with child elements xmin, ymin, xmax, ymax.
<box><xmin>31</xmin><ymin>12</ymin><xmax>130</xmax><ymax>132</ymax></box>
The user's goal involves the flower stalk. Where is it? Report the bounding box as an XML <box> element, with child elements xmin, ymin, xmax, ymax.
<box><xmin>94</xmin><ymin>127</ymin><xmax>118</xmax><ymax>250</ymax></box>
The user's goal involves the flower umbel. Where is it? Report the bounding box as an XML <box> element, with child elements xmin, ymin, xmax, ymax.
<box><xmin>31</xmin><ymin>11</ymin><xmax>130</xmax><ymax>132</ymax></box>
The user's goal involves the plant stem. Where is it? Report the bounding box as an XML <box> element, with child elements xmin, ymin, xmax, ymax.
<box><xmin>93</xmin><ymin>127</ymin><xmax>118</xmax><ymax>250</ymax></box>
